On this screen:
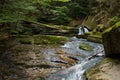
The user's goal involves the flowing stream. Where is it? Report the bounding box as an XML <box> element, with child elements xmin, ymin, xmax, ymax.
<box><xmin>46</xmin><ymin>37</ymin><xmax>104</xmax><ymax>80</ymax></box>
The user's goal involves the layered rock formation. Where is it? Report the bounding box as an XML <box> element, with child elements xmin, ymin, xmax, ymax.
<box><xmin>103</xmin><ymin>26</ymin><xmax>120</xmax><ymax>56</ymax></box>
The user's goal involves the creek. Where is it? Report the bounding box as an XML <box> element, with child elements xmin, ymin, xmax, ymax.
<box><xmin>0</xmin><ymin>36</ymin><xmax>104</xmax><ymax>80</ymax></box>
<box><xmin>46</xmin><ymin>37</ymin><xmax>104</xmax><ymax>80</ymax></box>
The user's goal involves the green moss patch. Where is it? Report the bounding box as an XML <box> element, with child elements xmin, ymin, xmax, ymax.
<box><xmin>115</xmin><ymin>21</ymin><xmax>120</xmax><ymax>27</ymax></box>
<box><xmin>18</xmin><ymin>35</ymin><xmax>68</xmax><ymax>45</ymax></box>
<box><xmin>87</xmin><ymin>34</ymin><xmax>102</xmax><ymax>43</ymax></box>
<box><xmin>85</xmin><ymin>58</ymin><xmax>120</xmax><ymax>80</ymax></box>
<box><xmin>102</xmin><ymin>27</ymin><xmax>113</xmax><ymax>34</ymax></box>
<box><xmin>79</xmin><ymin>43</ymin><xmax>93</xmax><ymax>51</ymax></box>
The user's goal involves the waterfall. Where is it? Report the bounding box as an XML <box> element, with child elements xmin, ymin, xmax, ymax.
<box><xmin>78</xmin><ymin>26</ymin><xmax>89</xmax><ymax>35</ymax></box>
<box><xmin>78</xmin><ymin>27</ymin><xmax>83</xmax><ymax>35</ymax></box>
<box><xmin>84</xmin><ymin>27</ymin><xmax>89</xmax><ymax>33</ymax></box>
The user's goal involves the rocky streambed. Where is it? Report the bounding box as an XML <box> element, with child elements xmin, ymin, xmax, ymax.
<box><xmin>0</xmin><ymin>44</ymin><xmax>62</xmax><ymax>80</ymax></box>
<box><xmin>0</xmin><ymin>37</ymin><xmax>104</xmax><ymax>80</ymax></box>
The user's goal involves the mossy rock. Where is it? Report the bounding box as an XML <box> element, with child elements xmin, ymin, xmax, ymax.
<box><xmin>87</xmin><ymin>34</ymin><xmax>102</xmax><ymax>43</ymax></box>
<box><xmin>84</xmin><ymin>32</ymin><xmax>93</xmax><ymax>35</ymax></box>
<box><xmin>18</xmin><ymin>35</ymin><xmax>68</xmax><ymax>45</ymax></box>
<box><xmin>85</xmin><ymin>58</ymin><xmax>120</xmax><ymax>80</ymax></box>
<box><xmin>102</xmin><ymin>27</ymin><xmax>113</xmax><ymax>34</ymax></box>
<box><xmin>79</xmin><ymin>43</ymin><xmax>93</xmax><ymax>51</ymax></box>
<box><xmin>102</xmin><ymin>21</ymin><xmax>120</xmax><ymax>34</ymax></box>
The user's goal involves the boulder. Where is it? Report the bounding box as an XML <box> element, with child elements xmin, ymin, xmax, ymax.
<box><xmin>103</xmin><ymin>26</ymin><xmax>120</xmax><ymax>56</ymax></box>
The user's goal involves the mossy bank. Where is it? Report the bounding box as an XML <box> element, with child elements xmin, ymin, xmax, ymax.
<box><xmin>85</xmin><ymin>58</ymin><xmax>120</xmax><ymax>80</ymax></box>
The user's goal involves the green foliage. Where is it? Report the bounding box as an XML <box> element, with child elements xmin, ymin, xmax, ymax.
<box><xmin>68</xmin><ymin>2</ymin><xmax>87</xmax><ymax>19</ymax></box>
<box><xmin>51</xmin><ymin>6</ymin><xmax>72</xmax><ymax>24</ymax></box>
<box><xmin>0</xmin><ymin>0</ymin><xmax>38</xmax><ymax>22</ymax></box>
<box><xmin>1</xmin><ymin>0</ymin><xmax>119</xmax><ymax>36</ymax></box>
<box><xmin>37</xmin><ymin>2</ymin><xmax>71</xmax><ymax>24</ymax></box>
<box><xmin>56</xmin><ymin>0</ymin><xmax>70</xmax><ymax>2</ymax></box>
<box><xmin>0</xmin><ymin>0</ymin><xmax>89</xmax><ymax>26</ymax></box>
<box><xmin>115</xmin><ymin>21</ymin><xmax>120</xmax><ymax>27</ymax></box>
<box><xmin>36</xmin><ymin>0</ymin><xmax>88</xmax><ymax>25</ymax></box>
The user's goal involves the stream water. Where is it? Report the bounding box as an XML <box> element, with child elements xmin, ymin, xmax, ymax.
<box><xmin>46</xmin><ymin>37</ymin><xmax>104</xmax><ymax>80</ymax></box>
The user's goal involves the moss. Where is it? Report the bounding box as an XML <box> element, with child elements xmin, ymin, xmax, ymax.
<box><xmin>18</xmin><ymin>38</ymin><xmax>32</xmax><ymax>44</ymax></box>
<box><xmin>115</xmin><ymin>21</ymin><xmax>120</xmax><ymax>27</ymax></box>
<box><xmin>102</xmin><ymin>27</ymin><xmax>113</xmax><ymax>34</ymax></box>
<box><xmin>102</xmin><ymin>21</ymin><xmax>120</xmax><ymax>34</ymax></box>
<box><xmin>85</xmin><ymin>65</ymin><xmax>100</xmax><ymax>79</ymax></box>
<box><xmin>90</xmin><ymin>34</ymin><xmax>102</xmax><ymax>38</ymax></box>
<box><xmin>79</xmin><ymin>43</ymin><xmax>93</xmax><ymax>51</ymax></box>
<box><xmin>85</xmin><ymin>58</ymin><xmax>120</xmax><ymax>80</ymax></box>
<box><xmin>84</xmin><ymin>32</ymin><xmax>93</xmax><ymax>35</ymax></box>
<box><xmin>18</xmin><ymin>35</ymin><xmax>68</xmax><ymax>45</ymax></box>
<box><xmin>84</xmin><ymin>58</ymin><xmax>104</xmax><ymax>80</ymax></box>
<box><xmin>87</xmin><ymin>34</ymin><xmax>102</xmax><ymax>43</ymax></box>
<box><xmin>102</xmin><ymin>58</ymin><xmax>120</xmax><ymax>65</ymax></box>
<box><xmin>30</xmin><ymin>21</ymin><xmax>70</xmax><ymax>30</ymax></box>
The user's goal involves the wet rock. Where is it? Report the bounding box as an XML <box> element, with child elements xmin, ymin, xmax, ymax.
<box><xmin>58</xmin><ymin>54</ymin><xmax>77</xmax><ymax>65</ymax></box>
<box><xmin>1</xmin><ymin>43</ymin><xmax>83</xmax><ymax>80</ymax></box>
<box><xmin>68</xmin><ymin>56</ymin><xmax>79</xmax><ymax>61</ymax></box>
<box><xmin>0</xmin><ymin>44</ymin><xmax>61</xmax><ymax>80</ymax></box>
<box><xmin>103</xmin><ymin>27</ymin><xmax>120</xmax><ymax>56</ymax></box>
<box><xmin>51</xmin><ymin>60</ymin><xmax>68</xmax><ymax>64</ymax></box>
<box><xmin>56</xmin><ymin>48</ymin><xmax>67</xmax><ymax>54</ymax></box>
<box><xmin>85</xmin><ymin>58</ymin><xmax>120</xmax><ymax>80</ymax></box>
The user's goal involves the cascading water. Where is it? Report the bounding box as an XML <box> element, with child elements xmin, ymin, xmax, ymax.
<box><xmin>78</xmin><ymin>26</ymin><xmax>89</xmax><ymax>35</ymax></box>
<box><xmin>46</xmin><ymin>37</ymin><xmax>104</xmax><ymax>80</ymax></box>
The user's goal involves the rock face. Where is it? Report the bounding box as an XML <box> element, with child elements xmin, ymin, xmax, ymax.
<box><xmin>103</xmin><ymin>27</ymin><xmax>120</xmax><ymax>56</ymax></box>
<box><xmin>85</xmin><ymin>58</ymin><xmax>120</xmax><ymax>80</ymax></box>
